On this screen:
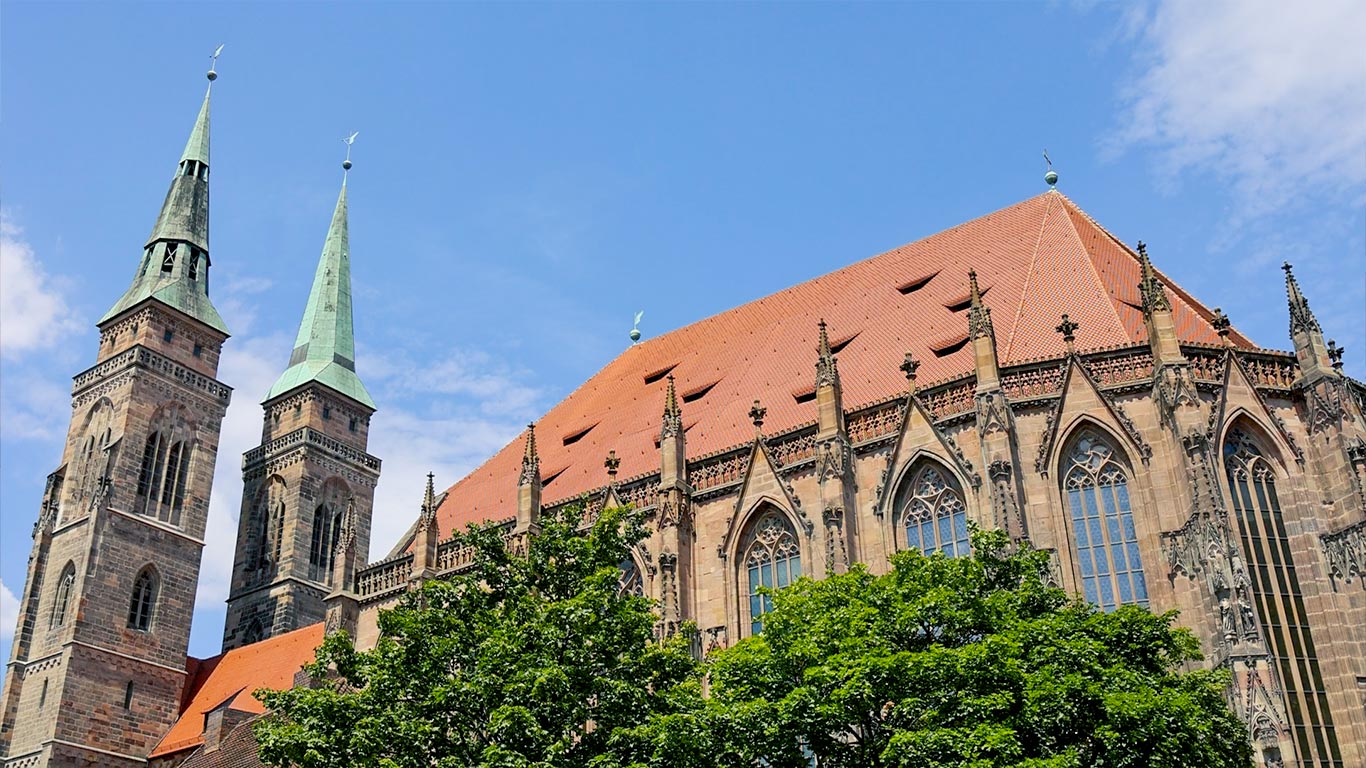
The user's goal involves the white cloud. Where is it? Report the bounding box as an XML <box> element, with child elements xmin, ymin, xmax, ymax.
<box><xmin>0</xmin><ymin>213</ymin><xmax>81</xmax><ymax>358</ymax></box>
<box><xmin>0</xmin><ymin>371</ymin><xmax>73</xmax><ymax>443</ymax></box>
<box><xmin>1111</xmin><ymin>1</ymin><xmax>1366</xmax><ymax>217</ymax></box>
<box><xmin>0</xmin><ymin>579</ymin><xmax>19</xmax><ymax>643</ymax></box>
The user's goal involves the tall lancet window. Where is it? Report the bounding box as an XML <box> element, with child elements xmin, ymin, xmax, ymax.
<box><xmin>135</xmin><ymin>405</ymin><xmax>193</xmax><ymax>526</ymax></box>
<box><xmin>897</xmin><ymin>463</ymin><xmax>969</xmax><ymax>557</ymax></box>
<box><xmin>618</xmin><ymin>558</ymin><xmax>644</xmax><ymax>598</ymax></box>
<box><xmin>308</xmin><ymin>480</ymin><xmax>350</xmax><ymax>584</ymax></box>
<box><xmin>127</xmin><ymin>567</ymin><xmax>159</xmax><ymax>632</ymax></box>
<box><xmin>67</xmin><ymin>399</ymin><xmax>115</xmax><ymax>521</ymax></box>
<box><xmin>50</xmin><ymin>561</ymin><xmax>76</xmax><ymax>629</ymax></box>
<box><xmin>1224</xmin><ymin>428</ymin><xmax>1342</xmax><ymax>767</ymax></box>
<box><xmin>253</xmin><ymin>477</ymin><xmax>287</xmax><ymax>575</ymax></box>
<box><xmin>741</xmin><ymin>507</ymin><xmax>802</xmax><ymax>636</ymax></box>
<box><xmin>1062</xmin><ymin>430</ymin><xmax>1148</xmax><ymax>611</ymax></box>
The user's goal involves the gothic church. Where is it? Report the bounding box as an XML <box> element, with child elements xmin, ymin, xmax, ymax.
<box><xmin>3</xmin><ymin>67</ymin><xmax>1365</xmax><ymax>768</ymax></box>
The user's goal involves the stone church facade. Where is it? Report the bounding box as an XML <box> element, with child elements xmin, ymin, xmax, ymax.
<box><xmin>3</xmin><ymin>66</ymin><xmax>1365</xmax><ymax>768</ymax></box>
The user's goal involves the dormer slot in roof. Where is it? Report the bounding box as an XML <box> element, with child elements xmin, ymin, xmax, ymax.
<box><xmin>794</xmin><ymin>388</ymin><xmax>817</xmax><ymax>405</ymax></box>
<box><xmin>944</xmin><ymin>284</ymin><xmax>990</xmax><ymax>312</ymax></box>
<box><xmin>897</xmin><ymin>271</ymin><xmax>939</xmax><ymax>295</ymax></box>
<box><xmin>829</xmin><ymin>331</ymin><xmax>859</xmax><ymax>354</ymax></box>
<box><xmin>562</xmin><ymin>423</ymin><xmax>597</xmax><ymax>446</ymax></box>
<box><xmin>543</xmin><ymin>467</ymin><xmax>568</xmax><ymax>486</ymax></box>
<box><xmin>643</xmin><ymin>363</ymin><xmax>678</xmax><ymax>385</ymax></box>
<box><xmin>931</xmin><ymin>334</ymin><xmax>970</xmax><ymax>358</ymax></box>
<box><xmin>682</xmin><ymin>381</ymin><xmax>718</xmax><ymax>404</ymax></box>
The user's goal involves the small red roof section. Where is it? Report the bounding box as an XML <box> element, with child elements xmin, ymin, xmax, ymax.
<box><xmin>427</xmin><ymin>191</ymin><xmax>1252</xmax><ymax>539</ymax></box>
<box><xmin>150</xmin><ymin>623</ymin><xmax>324</xmax><ymax>759</ymax></box>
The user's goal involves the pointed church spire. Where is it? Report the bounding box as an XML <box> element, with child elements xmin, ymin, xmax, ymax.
<box><xmin>1135</xmin><ymin>241</ymin><xmax>1184</xmax><ymax>365</ymax></box>
<box><xmin>1283</xmin><ymin>262</ymin><xmax>1322</xmax><ymax>337</ymax></box>
<box><xmin>1136</xmin><ymin>242</ymin><xmax>1171</xmax><ymax>314</ymax></box>
<box><xmin>517</xmin><ymin>424</ymin><xmax>542</xmax><ymax>533</ymax></box>
<box><xmin>520</xmin><ymin>423</ymin><xmax>541</xmax><ymax>486</ymax></box>
<box><xmin>265</xmin><ymin>154</ymin><xmax>376</xmax><ymax>408</ymax></box>
<box><xmin>967</xmin><ymin>269</ymin><xmax>1002</xmax><ymax>392</ymax></box>
<box><xmin>418</xmin><ymin>472</ymin><xmax>438</xmax><ymax>530</ymax></box>
<box><xmin>662</xmin><ymin>374</ymin><xmax>683</xmax><ymax>438</ymax></box>
<box><xmin>967</xmin><ymin>269</ymin><xmax>993</xmax><ymax>340</ymax></box>
<box><xmin>1282</xmin><ymin>262</ymin><xmax>1334</xmax><ymax>380</ymax></box>
<box><xmin>330</xmin><ymin>496</ymin><xmax>359</xmax><ymax>590</ymax></box>
<box><xmin>815</xmin><ymin>319</ymin><xmax>840</xmax><ymax>390</ymax></box>
<box><xmin>814</xmin><ymin>319</ymin><xmax>845</xmax><ymax>439</ymax></box>
<box><xmin>101</xmin><ymin>62</ymin><xmax>227</xmax><ymax>334</ymax></box>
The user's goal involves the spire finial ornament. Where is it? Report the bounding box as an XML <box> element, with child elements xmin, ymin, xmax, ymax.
<box><xmin>1327</xmin><ymin>340</ymin><xmax>1345</xmax><ymax>371</ymax></box>
<box><xmin>1055</xmin><ymin>313</ymin><xmax>1080</xmax><ymax>352</ymax></box>
<box><xmin>662</xmin><ymin>374</ymin><xmax>683</xmax><ymax>438</ymax></box>
<box><xmin>815</xmin><ymin>319</ymin><xmax>840</xmax><ymax>389</ymax></box>
<box><xmin>900</xmin><ymin>351</ymin><xmax>921</xmax><ymax>392</ymax></box>
<box><xmin>520</xmin><ymin>423</ymin><xmax>541</xmax><ymax>487</ymax></box>
<box><xmin>630</xmin><ymin>310</ymin><xmax>644</xmax><ymax>343</ymax></box>
<box><xmin>605</xmin><ymin>450</ymin><xmax>620</xmax><ymax>481</ymax></box>
<box><xmin>749</xmin><ymin>400</ymin><xmax>767</xmax><ymax>434</ymax></box>
<box><xmin>342</xmin><ymin>131</ymin><xmax>359</xmax><ymax>173</ymax></box>
<box><xmin>1136</xmin><ymin>241</ymin><xmax>1171</xmax><ymax>314</ymax></box>
<box><xmin>1282</xmin><ymin>262</ymin><xmax>1322</xmax><ymax>336</ymax></box>
<box><xmin>207</xmin><ymin>43</ymin><xmax>224</xmax><ymax>83</ymax></box>
<box><xmin>1043</xmin><ymin>149</ymin><xmax>1058</xmax><ymax>188</ymax></box>
<box><xmin>422</xmin><ymin>471</ymin><xmax>436</xmax><ymax>511</ymax></box>
<box><xmin>1211</xmin><ymin>307</ymin><xmax>1232</xmax><ymax>346</ymax></box>
<box><xmin>967</xmin><ymin>269</ymin><xmax>993</xmax><ymax>340</ymax></box>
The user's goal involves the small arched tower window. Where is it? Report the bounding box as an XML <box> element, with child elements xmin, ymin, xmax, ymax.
<box><xmin>618</xmin><ymin>557</ymin><xmax>644</xmax><ymax>598</ymax></box>
<box><xmin>243</xmin><ymin>618</ymin><xmax>265</xmax><ymax>645</ymax></box>
<box><xmin>740</xmin><ymin>507</ymin><xmax>802</xmax><ymax>636</ymax></box>
<box><xmin>1062</xmin><ymin>430</ymin><xmax>1148</xmax><ymax>611</ymax></box>
<box><xmin>50</xmin><ymin>561</ymin><xmax>76</xmax><ymax>629</ymax></box>
<box><xmin>135</xmin><ymin>405</ymin><xmax>194</xmax><ymax>526</ymax></box>
<box><xmin>127</xmin><ymin>567</ymin><xmax>159</xmax><ymax>632</ymax></box>
<box><xmin>895</xmin><ymin>463</ymin><xmax>969</xmax><ymax>557</ymax></box>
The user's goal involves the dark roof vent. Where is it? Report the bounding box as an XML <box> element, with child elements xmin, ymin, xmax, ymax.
<box><xmin>562</xmin><ymin>423</ymin><xmax>597</xmax><ymax>446</ymax></box>
<box><xmin>931</xmin><ymin>335</ymin><xmax>970</xmax><ymax>358</ymax></box>
<box><xmin>897</xmin><ymin>271</ymin><xmax>939</xmax><ymax>295</ymax></box>
<box><xmin>682</xmin><ymin>381</ymin><xmax>718</xmax><ymax>404</ymax></box>
<box><xmin>643</xmin><ymin>363</ymin><xmax>678</xmax><ymax>385</ymax></box>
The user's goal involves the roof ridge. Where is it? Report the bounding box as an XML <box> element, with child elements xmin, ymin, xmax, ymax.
<box><xmin>1001</xmin><ymin>192</ymin><xmax>1056</xmax><ymax>360</ymax></box>
<box><xmin>1054</xmin><ymin>195</ymin><xmax>1130</xmax><ymax>341</ymax></box>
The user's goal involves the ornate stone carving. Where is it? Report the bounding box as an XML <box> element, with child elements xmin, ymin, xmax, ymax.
<box><xmin>1322</xmin><ymin>519</ymin><xmax>1365</xmax><ymax>586</ymax></box>
<box><xmin>1034</xmin><ymin>392</ymin><xmax>1066</xmax><ymax>475</ymax></box>
<box><xmin>975</xmin><ymin>390</ymin><xmax>1009</xmax><ymax>436</ymax></box>
<box><xmin>822</xmin><ymin>505</ymin><xmax>848</xmax><ymax>574</ymax></box>
<box><xmin>987</xmin><ymin>459</ymin><xmax>1024</xmax><ymax>538</ymax></box>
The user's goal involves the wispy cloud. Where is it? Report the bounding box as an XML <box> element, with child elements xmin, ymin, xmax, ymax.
<box><xmin>0</xmin><ymin>580</ymin><xmax>18</xmax><ymax>643</ymax></box>
<box><xmin>0</xmin><ymin>212</ymin><xmax>81</xmax><ymax>358</ymax></box>
<box><xmin>1109</xmin><ymin>0</ymin><xmax>1366</xmax><ymax>219</ymax></box>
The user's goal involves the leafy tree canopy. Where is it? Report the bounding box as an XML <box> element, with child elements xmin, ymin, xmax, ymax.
<box><xmin>254</xmin><ymin>503</ymin><xmax>703</xmax><ymax>768</ymax></box>
<box><xmin>698</xmin><ymin>528</ymin><xmax>1252</xmax><ymax>768</ymax></box>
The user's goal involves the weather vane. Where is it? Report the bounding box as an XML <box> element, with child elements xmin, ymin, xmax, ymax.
<box><xmin>207</xmin><ymin>44</ymin><xmax>224</xmax><ymax>82</ymax></box>
<box><xmin>342</xmin><ymin>131</ymin><xmax>359</xmax><ymax>172</ymax></box>
<box><xmin>630</xmin><ymin>310</ymin><xmax>644</xmax><ymax>343</ymax></box>
<box><xmin>1043</xmin><ymin>149</ymin><xmax>1058</xmax><ymax>188</ymax></box>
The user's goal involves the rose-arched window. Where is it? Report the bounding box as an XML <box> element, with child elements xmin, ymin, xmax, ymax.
<box><xmin>741</xmin><ymin>508</ymin><xmax>802</xmax><ymax>636</ymax></box>
<box><xmin>1224</xmin><ymin>428</ymin><xmax>1342</xmax><ymax>764</ymax></box>
<box><xmin>897</xmin><ymin>464</ymin><xmax>969</xmax><ymax>557</ymax></box>
<box><xmin>1062</xmin><ymin>430</ymin><xmax>1148</xmax><ymax>611</ymax></box>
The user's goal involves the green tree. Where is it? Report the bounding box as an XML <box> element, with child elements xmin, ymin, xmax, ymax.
<box><xmin>703</xmin><ymin>528</ymin><xmax>1252</xmax><ymax>768</ymax></box>
<box><xmin>253</xmin><ymin>503</ymin><xmax>703</xmax><ymax>768</ymax></box>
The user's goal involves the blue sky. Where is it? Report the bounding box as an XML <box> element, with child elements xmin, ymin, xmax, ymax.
<box><xmin>2</xmin><ymin>2</ymin><xmax>1362</xmax><ymax>664</ymax></box>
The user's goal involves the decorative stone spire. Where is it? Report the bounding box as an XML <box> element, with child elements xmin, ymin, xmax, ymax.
<box><xmin>418</xmin><ymin>472</ymin><xmax>438</xmax><ymax>529</ymax></box>
<box><xmin>413</xmin><ymin>473</ymin><xmax>440</xmax><ymax>581</ymax></box>
<box><xmin>330</xmin><ymin>496</ymin><xmax>359</xmax><ymax>591</ymax></box>
<box><xmin>266</xmin><ymin>156</ymin><xmax>375</xmax><ymax>408</ymax></box>
<box><xmin>1136</xmin><ymin>242</ymin><xmax>1171</xmax><ymax>314</ymax></box>
<box><xmin>1282</xmin><ymin>262</ymin><xmax>1334</xmax><ymax>381</ymax></box>
<box><xmin>900</xmin><ymin>351</ymin><xmax>921</xmax><ymax>394</ymax></box>
<box><xmin>1212</xmin><ymin>308</ymin><xmax>1232</xmax><ymax>346</ymax></box>
<box><xmin>101</xmin><ymin>64</ymin><xmax>228</xmax><ymax>334</ymax></box>
<box><xmin>517</xmin><ymin>424</ymin><xmax>542</xmax><ymax>533</ymax></box>
<box><xmin>814</xmin><ymin>320</ymin><xmax>846</xmax><ymax>439</ymax></box>
<box><xmin>815</xmin><ymin>319</ymin><xmax>840</xmax><ymax>389</ymax></box>
<box><xmin>662</xmin><ymin>374</ymin><xmax>683</xmax><ymax>439</ymax></box>
<box><xmin>749</xmin><ymin>400</ymin><xmax>767</xmax><ymax>435</ymax></box>
<box><xmin>605</xmin><ymin>450</ymin><xmax>621</xmax><ymax>483</ymax></box>
<box><xmin>967</xmin><ymin>269</ymin><xmax>1002</xmax><ymax>393</ymax></box>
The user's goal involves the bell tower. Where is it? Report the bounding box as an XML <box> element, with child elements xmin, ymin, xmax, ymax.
<box><xmin>0</xmin><ymin>64</ymin><xmax>232</xmax><ymax>767</ymax></box>
<box><xmin>222</xmin><ymin>155</ymin><xmax>380</xmax><ymax>651</ymax></box>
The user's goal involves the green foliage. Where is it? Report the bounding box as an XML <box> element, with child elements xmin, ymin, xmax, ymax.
<box><xmin>254</xmin><ymin>504</ymin><xmax>703</xmax><ymax>768</ymax></box>
<box><xmin>702</xmin><ymin>528</ymin><xmax>1252</xmax><ymax>768</ymax></box>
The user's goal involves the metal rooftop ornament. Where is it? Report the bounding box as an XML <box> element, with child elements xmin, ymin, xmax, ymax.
<box><xmin>630</xmin><ymin>310</ymin><xmax>644</xmax><ymax>343</ymax></box>
<box><xmin>342</xmin><ymin>131</ymin><xmax>359</xmax><ymax>172</ymax></box>
<box><xmin>1043</xmin><ymin>149</ymin><xmax>1058</xmax><ymax>188</ymax></box>
<box><xmin>208</xmin><ymin>44</ymin><xmax>224</xmax><ymax>82</ymax></box>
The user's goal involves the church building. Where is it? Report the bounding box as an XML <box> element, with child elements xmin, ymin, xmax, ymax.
<box><xmin>3</xmin><ymin>64</ymin><xmax>1364</xmax><ymax>768</ymax></box>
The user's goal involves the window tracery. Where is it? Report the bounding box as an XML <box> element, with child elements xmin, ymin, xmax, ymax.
<box><xmin>308</xmin><ymin>479</ymin><xmax>350</xmax><ymax>583</ymax></box>
<box><xmin>1062</xmin><ymin>430</ymin><xmax>1148</xmax><ymax>611</ymax></box>
<box><xmin>128</xmin><ymin>567</ymin><xmax>158</xmax><ymax>632</ymax></box>
<box><xmin>135</xmin><ymin>405</ymin><xmax>194</xmax><ymax>526</ymax></box>
<box><xmin>618</xmin><ymin>558</ymin><xmax>644</xmax><ymax>598</ymax></box>
<box><xmin>897</xmin><ymin>464</ymin><xmax>969</xmax><ymax>557</ymax></box>
<box><xmin>741</xmin><ymin>507</ymin><xmax>801</xmax><ymax>635</ymax></box>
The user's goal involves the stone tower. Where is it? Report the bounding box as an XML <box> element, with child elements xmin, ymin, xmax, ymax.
<box><xmin>222</xmin><ymin>167</ymin><xmax>380</xmax><ymax>651</ymax></box>
<box><xmin>0</xmin><ymin>71</ymin><xmax>232</xmax><ymax>767</ymax></box>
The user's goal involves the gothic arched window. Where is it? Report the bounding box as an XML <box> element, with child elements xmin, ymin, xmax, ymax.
<box><xmin>1224</xmin><ymin>428</ymin><xmax>1342</xmax><ymax>765</ymax></box>
<box><xmin>1062</xmin><ymin>430</ymin><xmax>1148</xmax><ymax>611</ymax></box>
<box><xmin>254</xmin><ymin>477</ymin><xmax>288</xmax><ymax>574</ymax></box>
<box><xmin>741</xmin><ymin>507</ymin><xmax>802</xmax><ymax>636</ymax></box>
<box><xmin>127</xmin><ymin>567</ymin><xmax>159</xmax><ymax>632</ymax></box>
<box><xmin>67</xmin><ymin>400</ymin><xmax>115</xmax><ymax>520</ymax></box>
<box><xmin>308</xmin><ymin>480</ymin><xmax>349</xmax><ymax>583</ymax></box>
<box><xmin>243</xmin><ymin>618</ymin><xmax>265</xmax><ymax>645</ymax></box>
<box><xmin>619</xmin><ymin>558</ymin><xmax>644</xmax><ymax>598</ymax></box>
<box><xmin>135</xmin><ymin>406</ymin><xmax>193</xmax><ymax>526</ymax></box>
<box><xmin>50</xmin><ymin>561</ymin><xmax>76</xmax><ymax>629</ymax></box>
<box><xmin>896</xmin><ymin>463</ymin><xmax>969</xmax><ymax>557</ymax></box>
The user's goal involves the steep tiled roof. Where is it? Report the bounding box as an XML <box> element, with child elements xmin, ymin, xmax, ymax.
<box><xmin>174</xmin><ymin>714</ymin><xmax>268</xmax><ymax>768</ymax></box>
<box><xmin>150</xmin><ymin>624</ymin><xmax>323</xmax><ymax>759</ymax></box>
<box><xmin>428</xmin><ymin>191</ymin><xmax>1252</xmax><ymax>538</ymax></box>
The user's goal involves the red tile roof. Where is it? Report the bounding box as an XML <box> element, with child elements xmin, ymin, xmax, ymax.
<box><xmin>150</xmin><ymin>624</ymin><xmax>324</xmax><ymax>759</ymax></box>
<box><xmin>428</xmin><ymin>191</ymin><xmax>1251</xmax><ymax>538</ymax></box>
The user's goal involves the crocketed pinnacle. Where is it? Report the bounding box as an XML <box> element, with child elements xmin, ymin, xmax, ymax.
<box><xmin>967</xmin><ymin>269</ymin><xmax>993</xmax><ymax>340</ymax></box>
<box><xmin>1283</xmin><ymin>262</ymin><xmax>1321</xmax><ymax>337</ymax></box>
<box><xmin>265</xmin><ymin>178</ymin><xmax>375</xmax><ymax>408</ymax></box>
<box><xmin>417</xmin><ymin>472</ymin><xmax>438</xmax><ymax>530</ymax></box>
<box><xmin>334</xmin><ymin>496</ymin><xmax>358</xmax><ymax>557</ymax></box>
<box><xmin>101</xmin><ymin>82</ymin><xmax>227</xmax><ymax>334</ymax></box>
<box><xmin>662</xmin><ymin>374</ymin><xmax>683</xmax><ymax>438</ymax></box>
<box><xmin>1136</xmin><ymin>242</ymin><xmax>1171</xmax><ymax>314</ymax></box>
<box><xmin>815</xmin><ymin>319</ymin><xmax>840</xmax><ymax>389</ymax></box>
<box><xmin>519</xmin><ymin>423</ymin><xmax>541</xmax><ymax>487</ymax></box>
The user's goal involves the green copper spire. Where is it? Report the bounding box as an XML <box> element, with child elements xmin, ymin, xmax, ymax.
<box><xmin>100</xmin><ymin>68</ymin><xmax>227</xmax><ymax>334</ymax></box>
<box><xmin>265</xmin><ymin>172</ymin><xmax>375</xmax><ymax>409</ymax></box>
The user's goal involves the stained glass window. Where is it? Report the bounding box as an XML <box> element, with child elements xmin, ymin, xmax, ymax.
<box><xmin>899</xmin><ymin>465</ymin><xmax>970</xmax><ymax>557</ymax></box>
<box><xmin>742</xmin><ymin>508</ymin><xmax>802</xmax><ymax>635</ymax></box>
<box><xmin>128</xmin><ymin>567</ymin><xmax>158</xmax><ymax>631</ymax></box>
<box><xmin>1063</xmin><ymin>431</ymin><xmax>1148</xmax><ymax>611</ymax></box>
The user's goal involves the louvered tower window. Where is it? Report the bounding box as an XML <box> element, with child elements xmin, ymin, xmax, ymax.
<box><xmin>135</xmin><ymin>433</ymin><xmax>192</xmax><ymax>525</ymax></box>
<box><xmin>741</xmin><ymin>508</ymin><xmax>802</xmax><ymax>636</ymax></box>
<box><xmin>1224</xmin><ymin>429</ymin><xmax>1342</xmax><ymax>767</ymax></box>
<box><xmin>898</xmin><ymin>464</ymin><xmax>969</xmax><ymax>557</ymax></box>
<box><xmin>127</xmin><ymin>567</ymin><xmax>158</xmax><ymax>632</ymax></box>
<box><xmin>50</xmin><ymin>562</ymin><xmax>76</xmax><ymax>629</ymax></box>
<box><xmin>1063</xmin><ymin>431</ymin><xmax>1148</xmax><ymax>611</ymax></box>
